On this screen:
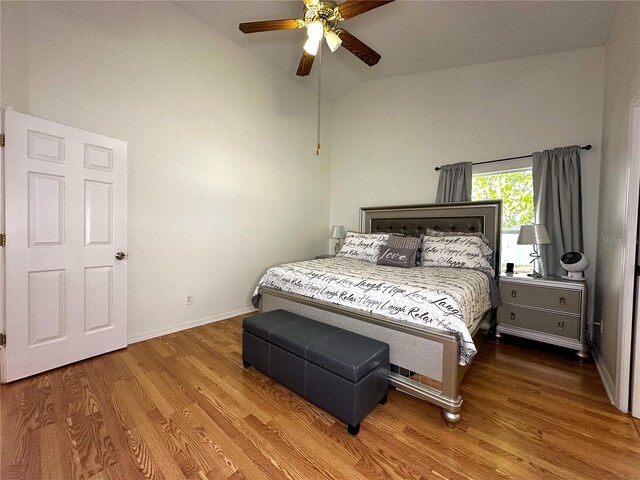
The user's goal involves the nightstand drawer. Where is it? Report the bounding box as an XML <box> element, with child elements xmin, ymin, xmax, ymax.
<box><xmin>498</xmin><ymin>306</ymin><xmax>579</xmax><ymax>339</ymax></box>
<box><xmin>499</xmin><ymin>282</ymin><xmax>581</xmax><ymax>314</ymax></box>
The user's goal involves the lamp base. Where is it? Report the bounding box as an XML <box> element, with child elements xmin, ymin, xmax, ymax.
<box><xmin>527</xmin><ymin>246</ymin><xmax>543</xmax><ymax>278</ymax></box>
<box><xmin>334</xmin><ymin>239</ymin><xmax>342</xmax><ymax>255</ymax></box>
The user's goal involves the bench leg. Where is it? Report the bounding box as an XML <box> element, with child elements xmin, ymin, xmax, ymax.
<box><xmin>242</xmin><ymin>360</ymin><xmax>251</xmax><ymax>368</ymax></box>
<box><xmin>347</xmin><ymin>423</ymin><xmax>360</xmax><ymax>436</ymax></box>
<box><xmin>379</xmin><ymin>395</ymin><xmax>388</xmax><ymax>405</ymax></box>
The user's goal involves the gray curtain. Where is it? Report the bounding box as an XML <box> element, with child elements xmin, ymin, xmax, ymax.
<box><xmin>436</xmin><ymin>162</ymin><xmax>473</xmax><ymax>203</ymax></box>
<box><xmin>532</xmin><ymin>146</ymin><xmax>584</xmax><ymax>276</ymax></box>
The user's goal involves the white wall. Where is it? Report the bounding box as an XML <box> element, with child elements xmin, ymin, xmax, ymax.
<box><xmin>593</xmin><ymin>2</ymin><xmax>640</xmax><ymax>400</ymax></box>
<box><xmin>330</xmin><ymin>47</ymin><xmax>604</xmax><ymax>321</ymax></box>
<box><xmin>0</xmin><ymin>2</ymin><xmax>28</xmax><ymax>113</ymax></box>
<box><xmin>1</xmin><ymin>1</ymin><xmax>331</xmax><ymax>341</ymax></box>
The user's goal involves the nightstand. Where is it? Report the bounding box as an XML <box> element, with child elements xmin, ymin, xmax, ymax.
<box><xmin>497</xmin><ymin>274</ymin><xmax>589</xmax><ymax>360</ymax></box>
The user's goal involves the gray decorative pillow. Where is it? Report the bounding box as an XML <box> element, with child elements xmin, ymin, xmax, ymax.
<box><xmin>387</xmin><ymin>235</ymin><xmax>422</xmax><ymax>249</ymax></box>
<box><xmin>377</xmin><ymin>246</ymin><xmax>416</xmax><ymax>268</ymax></box>
<box><xmin>420</xmin><ymin>234</ymin><xmax>495</xmax><ymax>276</ymax></box>
<box><xmin>386</xmin><ymin>235</ymin><xmax>422</xmax><ymax>266</ymax></box>
<box><xmin>336</xmin><ymin>232</ymin><xmax>391</xmax><ymax>263</ymax></box>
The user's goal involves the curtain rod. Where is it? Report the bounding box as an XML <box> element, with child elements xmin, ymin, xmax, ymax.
<box><xmin>434</xmin><ymin>145</ymin><xmax>592</xmax><ymax>172</ymax></box>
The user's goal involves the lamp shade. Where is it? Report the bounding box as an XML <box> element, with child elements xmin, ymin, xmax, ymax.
<box><xmin>325</xmin><ymin>30</ymin><xmax>342</xmax><ymax>52</ymax></box>
<box><xmin>303</xmin><ymin>37</ymin><xmax>320</xmax><ymax>55</ymax></box>
<box><xmin>306</xmin><ymin>21</ymin><xmax>324</xmax><ymax>42</ymax></box>
<box><xmin>517</xmin><ymin>224</ymin><xmax>551</xmax><ymax>245</ymax></box>
<box><xmin>330</xmin><ymin>225</ymin><xmax>346</xmax><ymax>239</ymax></box>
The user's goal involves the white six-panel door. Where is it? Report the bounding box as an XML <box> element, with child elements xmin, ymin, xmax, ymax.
<box><xmin>3</xmin><ymin>110</ymin><xmax>127</xmax><ymax>382</ymax></box>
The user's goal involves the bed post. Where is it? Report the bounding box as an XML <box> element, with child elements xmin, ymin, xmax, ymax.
<box><xmin>440</xmin><ymin>336</ymin><xmax>463</xmax><ymax>427</ymax></box>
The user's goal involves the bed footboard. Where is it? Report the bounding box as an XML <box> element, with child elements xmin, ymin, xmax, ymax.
<box><xmin>259</xmin><ymin>287</ymin><xmax>492</xmax><ymax>427</ymax></box>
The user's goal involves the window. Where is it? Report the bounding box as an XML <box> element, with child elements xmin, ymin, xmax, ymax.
<box><xmin>472</xmin><ymin>169</ymin><xmax>534</xmax><ymax>273</ymax></box>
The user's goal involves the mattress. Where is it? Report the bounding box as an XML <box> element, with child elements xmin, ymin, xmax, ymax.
<box><xmin>252</xmin><ymin>257</ymin><xmax>493</xmax><ymax>365</ymax></box>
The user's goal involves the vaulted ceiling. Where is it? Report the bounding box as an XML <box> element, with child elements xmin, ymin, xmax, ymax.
<box><xmin>176</xmin><ymin>1</ymin><xmax>617</xmax><ymax>101</ymax></box>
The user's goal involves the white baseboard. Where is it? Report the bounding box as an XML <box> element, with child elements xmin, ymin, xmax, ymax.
<box><xmin>592</xmin><ymin>346</ymin><xmax>616</xmax><ymax>406</ymax></box>
<box><xmin>127</xmin><ymin>306</ymin><xmax>257</xmax><ymax>345</ymax></box>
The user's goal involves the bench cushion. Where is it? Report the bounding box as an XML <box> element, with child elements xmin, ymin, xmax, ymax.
<box><xmin>269</xmin><ymin>320</ymin><xmax>339</xmax><ymax>358</ymax></box>
<box><xmin>243</xmin><ymin>309</ymin><xmax>305</xmax><ymax>341</ymax></box>
<box><xmin>306</xmin><ymin>330</ymin><xmax>389</xmax><ymax>383</ymax></box>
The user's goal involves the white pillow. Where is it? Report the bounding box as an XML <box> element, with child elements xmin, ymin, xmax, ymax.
<box><xmin>420</xmin><ymin>234</ymin><xmax>495</xmax><ymax>276</ymax></box>
<box><xmin>424</xmin><ymin>228</ymin><xmax>492</xmax><ymax>256</ymax></box>
<box><xmin>336</xmin><ymin>232</ymin><xmax>391</xmax><ymax>263</ymax></box>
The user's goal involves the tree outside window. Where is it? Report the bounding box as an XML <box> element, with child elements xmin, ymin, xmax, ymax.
<box><xmin>472</xmin><ymin>169</ymin><xmax>534</xmax><ymax>273</ymax></box>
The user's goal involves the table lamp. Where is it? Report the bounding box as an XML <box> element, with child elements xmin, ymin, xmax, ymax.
<box><xmin>517</xmin><ymin>224</ymin><xmax>551</xmax><ymax>278</ymax></box>
<box><xmin>330</xmin><ymin>225</ymin><xmax>346</xmax><ymax>255</ymax></box>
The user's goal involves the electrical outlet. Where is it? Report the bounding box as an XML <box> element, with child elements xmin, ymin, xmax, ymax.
<box><xmin>186</xmin><ymin>296</ymin><xmax>193</xmax><ymax>305</ymax></box>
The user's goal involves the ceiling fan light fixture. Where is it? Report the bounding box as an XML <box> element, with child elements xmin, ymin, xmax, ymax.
<box><xmin>303</xmin><ymin>37</ymin><xmax>321</xmax><ymax>56</ymax></box>
<box><xmin>325</xmin><ymin>29</ymin><xmax>342</xmax><ymax>52</ymax></box>
<box><xmin>239</xmin><ymin>0</ymin><xmax>395</xmax><ymax>78</ymax></box>
<box><xmin>306</xmin><ymin>20</ymin><xmax>324</xmax><ymax>41</ymax></box>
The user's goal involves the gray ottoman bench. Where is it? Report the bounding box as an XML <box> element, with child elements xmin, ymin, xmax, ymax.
<box><xmin>242</xmin><ymin>309</ymin><xmax>389</xmax><ymax>435</ymax></box>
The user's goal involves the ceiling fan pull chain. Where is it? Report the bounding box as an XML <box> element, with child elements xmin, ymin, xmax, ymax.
<box><xmin>316</xmin><ymin>44</ymin><xmax>322</xmax><ymax>156</ymax></box>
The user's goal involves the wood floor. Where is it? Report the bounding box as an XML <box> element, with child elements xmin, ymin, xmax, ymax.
<box><xmin>2</xmin><ymin>315</ymin><xmax>639</xmax><ymax>480</ymax></box>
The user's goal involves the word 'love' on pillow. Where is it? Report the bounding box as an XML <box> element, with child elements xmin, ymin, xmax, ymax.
<box><xmin>376</xmin><ymin>246</ymin><xmax>416</xmax><ymax>268</ymax></box>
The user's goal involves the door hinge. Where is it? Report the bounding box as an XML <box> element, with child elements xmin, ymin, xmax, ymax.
<box><xmin>0</xmin><ymin>133</ymin><xmax>4</xmax><ymax>148</ymax></box>
<box><xmin>0</xmin><ymin>234</ymin><xmax>5</xmax><ymax>247</ymax></box>
<box><xmin>0</xmin><ymin>333</ymin><xmax>6</xmax><ymax>347</ymax></box>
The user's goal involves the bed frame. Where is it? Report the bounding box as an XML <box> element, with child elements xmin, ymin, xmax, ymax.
<box><xmin>259</xmin><ymin>200</ymin><xmax>502</xmax><ymax>427</ymax></box>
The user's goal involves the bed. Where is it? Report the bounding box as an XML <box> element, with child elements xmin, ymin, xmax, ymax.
<box><xmin>255</xmin><ymin>200</ymin><xmax>502</xmax><ymax>427</ymax></box>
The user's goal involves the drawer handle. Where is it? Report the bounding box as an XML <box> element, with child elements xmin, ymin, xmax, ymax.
<box><xmin>557</xmin><ymin>320</ymin><xmax>565</xmax><ymax>330</ymax></box>
<box><xmin>510</xmin><ymin>312</ymin><xmax>516</xmax><ymax>320</ymax></box>
<box><xmin>511</xmin><ymin>289</ymin><xmax>517</xmax><ymax>298</ymax></box>
<box><xmin>559</xmin><ymin>296</ymin><xmax>567</xmax><ymax>305</ymax></box>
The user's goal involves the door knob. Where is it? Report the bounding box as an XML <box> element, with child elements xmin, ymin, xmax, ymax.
<box><xmin>115</xmin><ymin>252</ymin><xmax>127</xmax><ymax>261</ymax></box>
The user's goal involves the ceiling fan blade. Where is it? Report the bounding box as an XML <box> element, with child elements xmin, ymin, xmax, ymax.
<box><xmin>337</xmin><ymin>29</ymin><xmax>381</xmax><ymax>66</ymax></box>
<box><xmin>337</xmin><ymin>0</ymin><xmax>395</xmax><ymax>20</ymax></box>
<box><xmin>296</xmin><ymin>51</ymin><xmax>316</xmax><ymax>76</ymax></box>
<box><xmin>239</xmin><ymin>19</ymin><xmax>303</xmax><ymax>34</ymax></box>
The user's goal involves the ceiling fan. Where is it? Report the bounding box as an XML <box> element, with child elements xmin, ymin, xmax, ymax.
<box><xmin>239</xmin><ymin>0</ymin><xmax>395</xmax><ymax>76</ymax></box>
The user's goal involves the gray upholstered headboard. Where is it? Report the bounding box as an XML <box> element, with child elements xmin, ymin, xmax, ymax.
<box><xmin>360</xmin><ymin>201</ymin><xmax>503</xmax><ymax>274</ymax></box>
